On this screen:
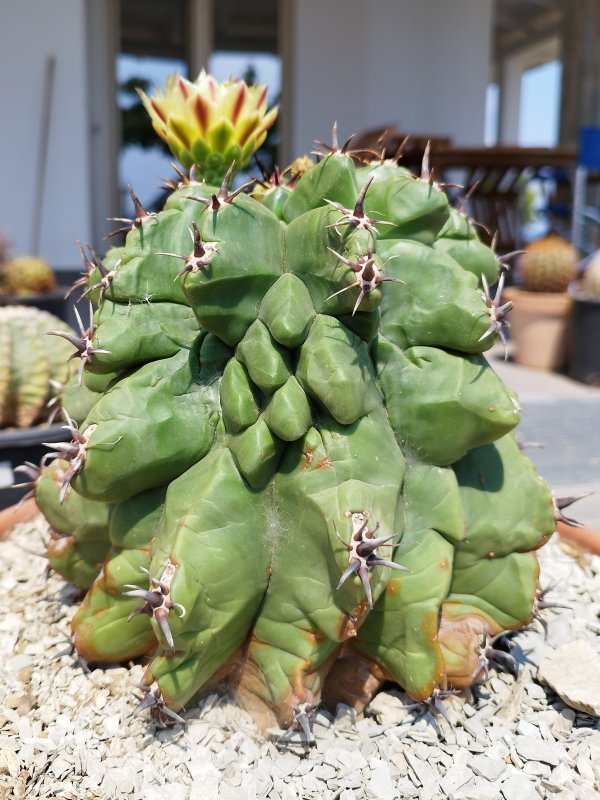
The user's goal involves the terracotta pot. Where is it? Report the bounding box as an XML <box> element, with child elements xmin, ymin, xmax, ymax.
<box><xmin>0</xmin><ymin>498</ymin><xmax>38</xmax><ymax>541</ymax></box>
<box><xmin>557</xmin><ymin>519</ymin><xmax>600</xmax><ymax>556</ymax></box>
<box><xmin>504</xmin><ymin>287</ymin><xmax>572</xmax><ymax>371</ymax></box>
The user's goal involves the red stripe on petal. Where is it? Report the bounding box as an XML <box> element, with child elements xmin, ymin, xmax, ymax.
<box><xmin>194</xmin><ymin>96</ymin><xmax>209</xmax><ymax>134</ymax></box>
<box><xmin>207</xmin><ymin>76</ymin><xmax>216</xmax><ymax>101</ymax></box>
<box><xmin>178</xmin><ymin>77</ymin><xmax>189</xmax><ymax>99</ymax></box>
<box><xmin>231</xmin><ymin>84</ymin><xmax>246</xmax><ymax>125</ymax></box>
<box><xmin>255</xmin><ymin>86</ymin><xmax>267</xmax><ymax>110</ymax></box>
<box><xmin>151</xmin><ymin>99</ymin><xmax>167</xmax><ymax>123</ymax></box>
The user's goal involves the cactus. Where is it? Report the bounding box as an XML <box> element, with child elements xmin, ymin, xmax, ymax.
<box><xmin>518</xmin><ymin>234</ymin><xmax>577</xmax><ymax>293</ymax></box>
<box><xmin>0</xmin><ymin>256</ymin><xmax>57</xmax><ymax>296</ymax></box>
<box><xmin>0</xmin><ymin>306</ymin><xmax>73</xmax><ymax>428</ymax></box>
<box><xmin>34</xmin><ymin>71</ymin><xmax>555</xmax><ymax>734</ymax></box>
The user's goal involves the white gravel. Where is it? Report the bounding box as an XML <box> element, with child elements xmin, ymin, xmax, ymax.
<box><xmin>1</xmin><ymin>517</ymin><xmax>600</xmax><ymax>800</ymax></box>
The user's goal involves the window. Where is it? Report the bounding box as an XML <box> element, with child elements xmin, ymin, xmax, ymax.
<box><xmin>484</xmin><ymin>82</ymin><xmax>500</xmax><ymax>147</ymax></box>
<box><xmin>518</xmin><ymin>60</ymin><xmax>562</xmax><ymax>147</ymax></box>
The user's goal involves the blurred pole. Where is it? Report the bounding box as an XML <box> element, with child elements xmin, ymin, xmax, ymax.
<box><xmin>188</xmin><ymin>0</ymin><xmax>213</xmax><ymax>79</ymax></box>
<box><xmin>559</xmin><ymin>0</ymin><xmax>600</xmax><ymax>146</ymax></box>
<box><xmin>86</xmin><ymin>0</ymin><xmax>120</xmax><ymax>249</ymax></box>
<box><xmin>31</xmin><ymin>55</ymin><xmax>56</xmax><ymax>256</ymax></box>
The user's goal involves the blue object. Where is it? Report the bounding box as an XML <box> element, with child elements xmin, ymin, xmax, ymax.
<box><xmin>578</xmin><ymin>127</ymin><xmax>600</xmax><ymax>169</ymax></box>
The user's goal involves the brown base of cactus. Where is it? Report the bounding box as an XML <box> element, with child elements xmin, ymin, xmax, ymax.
<box><xmin>166</xmin><ymin>620</ymin><xmax>509</xmax><ymax>733</ymax></box>
<box><xmin>321</xmin><ymin>649</ymin><xmax>387</xmax><ymax>714</ymax></box>
<box><xmin>503</xmin><ymin>287</ymin><xmax>572</xmax><ymax>371</ymax></box>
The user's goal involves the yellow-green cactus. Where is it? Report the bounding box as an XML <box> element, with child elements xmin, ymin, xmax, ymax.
<box><xmin>0</xmin><ymin>306</ymin><xmax>72</xmax><ymax>428</ymax></box>
<box><xmin>0</xmin><ymin>256</ymin><xmax>56</xmax><ymax>296</ymax></box>
<box><xmin>519</xmin><ymin>234</ymin><xmax>577</xmax><ymax>292</ymax></box>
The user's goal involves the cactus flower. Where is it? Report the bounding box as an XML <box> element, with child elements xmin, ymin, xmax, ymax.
<box><xmin>138</xmin><ymin>70</ymin><xmax>278</xmax><ymax>183</ymax></box>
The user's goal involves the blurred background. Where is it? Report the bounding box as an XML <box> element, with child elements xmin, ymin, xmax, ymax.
<box><xmin>0</xmin><ymin>0</ymin><xmax>599</xmax><ymax>274</ymax></box>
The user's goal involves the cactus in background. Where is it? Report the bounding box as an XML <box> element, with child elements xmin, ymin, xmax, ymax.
<box><xmin>518</xmin><ymin>234</ymin><xmax>577</xmax><ymax>292</ymax></box>
<box><xmin>0</xmin><ymin>256</ymin><xmax>57</xmax><ymax>296</ymax></box>
<box><xmin>0</xmin><ymin>306</ymin><xmax>73</xmax><ymax>428</ymax></box>
<box><xmin>34</xmin><ymin>71</ymin><xmax>555</xmax><ymax>734</ymax></box>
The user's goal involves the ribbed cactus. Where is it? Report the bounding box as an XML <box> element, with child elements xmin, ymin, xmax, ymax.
<box><xmin>0</xmin><ymin>256</ymin><xmax>57</xmax><ymax>296</ymax></box>
<box><xmin>34</xmin><ymin>71</ymin><xmax>555</xmax><ymax>734</ymax></box>
<box><xmin>518</xmin><ymin>234</ymin><xmax>577</xmax><ymax>292</ymax></box>
<box><xmin>0</xmin><ymin>306</ymin><xmax>72</xmax><ymax>428</ymax></box>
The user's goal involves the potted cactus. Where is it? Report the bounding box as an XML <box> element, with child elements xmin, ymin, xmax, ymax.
<box><xmin>0</xmin><ymin>306</ymin><xmax>75</xmax><ymax>509</ymax></box>
<box><xmin>0</xmin><ymin>235</ymin><xmax>66</xmax><ymax>319</ymax></box>
<box><xmin>568</xmin><ymin>251</ymin><xmax>600</xmax><ymax>384</ymax></box>
<box><xmin>503</xmin><ymin>234</ymin><xmax>578</xmax><ymax>370</ymax></box>
<box><xmin>0</xmin><ymin>233</ymin><xmax>68</xmax><ymax>319</ymax></box>
<box><xmin>23</xmin><ymin>71</ymin><xmax>558</xmax><ymax>735</ymax></box>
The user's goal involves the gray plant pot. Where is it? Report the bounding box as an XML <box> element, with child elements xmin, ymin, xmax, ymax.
<box><xmin>568</xmin><ymin>291</ymin><xmax>600</xmax><ymax>385</ymax></box>
<box><xmin>0</xmin><ymin>287</ymin><xmax>70</xmax><ymax>322</ymax></box>
<box><xmin>0</xmin><ymin>423</ymin><xmax>68</xmax><ymax>510</ymax></box>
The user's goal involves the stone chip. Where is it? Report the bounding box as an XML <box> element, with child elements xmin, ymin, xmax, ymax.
<box><xmin>538</xmin><ymin>639</ymin><xmax>600</xmax><ymax>717</ymax></box>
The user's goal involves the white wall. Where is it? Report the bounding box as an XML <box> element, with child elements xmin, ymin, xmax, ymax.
<box><xmin>0</xmin><ymin>0</ymin><xmax>92</xmax><ymax>269</ymax></box>
<box><xmin>283</xmin><ymin>0</ymin><xmax>493</xmax><ymax>160</ymax></box>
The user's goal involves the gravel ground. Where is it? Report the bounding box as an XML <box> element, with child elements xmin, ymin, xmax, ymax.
<box><xmin>1</xmin><ymin>517</ymin><xmax>600</xmax><ymax>800</ymax></box>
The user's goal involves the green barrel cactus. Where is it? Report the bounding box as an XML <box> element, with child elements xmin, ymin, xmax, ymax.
<box><xmin>34</xmin><ymin>71</ymin><xmax>555</xmax><ymax>733</ymax></box>
<box><xmin>0</xmin><ymin>306</ymin><xmax>73</xmax><ymax>428</ymax></box>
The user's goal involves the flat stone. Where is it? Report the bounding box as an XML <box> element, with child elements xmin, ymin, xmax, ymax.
<box><xmin>514</xmin><ymin>734</ymin><xmax>565</xmax><ymax>766</ymax></box>
<box><xmin>394</xmin><ymin>777</ymin><xmax>420</xmax><ymax>798</ymax></box>
<box><xmin>301</xmin><ymin>772</ymin><xmax>324</xmax><ymax>793</ymax></box>
<box><xmin>315</xmin><ymin>764</ymin><xmax>337</xmax><ymax>781</ymax></box>
<box><xmin>334</xmin><ymin>703</ymin><xmax>357</xmax><ymax>730</ymax></box>
<box><xmin>525</xmin><ymin>682</ymin><xmax>547</xmax><ymax>700</ymax></box>
<box><xmin>500</xmin><ymin>774</ymin><xmax>539</xmax><ymax>800</ymax></box>
<box><xmin>469</xmin><ymin>754</ymin><xmax>507</xmax><ymax>782</ymax></box>
<box><xmin>463</xmin><ymin>717</ymin><xmax>488</xmax><ymax>742</ymax></box>
<box><xmin>313</xmin><ymin>710</ymin><xmax>333</xmax><ymax>729</ymax></box>
<box><xmin>516</xmin><ymin>720</ymin><xmax>539</xmax><ymax>737</ymax></box>
<box><xmin>575</xmin><ymin>754</ymin><xmax>596</xmax><ymax>783</ymax></box>
<box><xmin>573</xmin><ymin>789</ymin><xmax>600</xmax><ymax>800</ymax></box>
<box><xmin>341</xmin><ymin>749</ymin><xmax>367</xmax><ymax>770</ymax></box>
<box><xmin>538</xmin><ymin>640</ymin><xmax>600</xmax><ymax>716</ymax></box>
<box><xmin>404</xmin><ymin>750</ymin><xmax>438</xmax><ymax>793</ymax></box>
<box><xmin>522</xmin><ymin>760</ymin><xmax>551</xmax><ymax>778</ymax></box>
<box><xmin>338</xmin><ymin>770</ymin><xmax>363</xmax><ymax>790</ymax></box>
<box><xmin>542</xmin><ymin>762</ymin><xmax>577</xmax><ymax>793</ymax></box>
<box><xmin>460</xmin><ymin>777</ymin><xmax>503</xmax><ymax>800</ymax></box>
<box><xmin>440</xmin><ymin>764</ymin><xmax>473</xmax><ymax>796</ymax></box>
<box><xmin>454</xmin><ymin>728</ymin><xmax>471</xmax><ymax>749</ymax></box>
<box><xmin>366</xmin><ymin>692</ymin><xmax>409</xmax><ymax>726</ymax></box>
<box><xmin>366</xmin><ymin>758</ymin><xmax>396</xmax><ymax>800</ymax></box>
